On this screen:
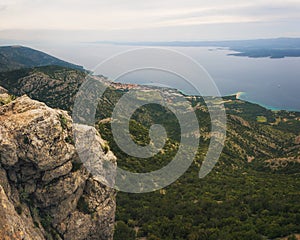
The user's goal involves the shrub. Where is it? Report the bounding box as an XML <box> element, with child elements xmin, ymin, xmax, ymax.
<box><xmin>59</xmin><ymin>114</ymin><xmax>68</xmax><ymax>129</ymax></box>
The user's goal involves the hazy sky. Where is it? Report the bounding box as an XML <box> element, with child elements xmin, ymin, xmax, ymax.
<box><xmin>0</xmin><ymin>0</ymin><xmax>299</xmax><ymax>42</ymax></box>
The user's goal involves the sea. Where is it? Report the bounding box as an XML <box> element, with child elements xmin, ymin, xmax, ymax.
<box><xmin>28</xmin><ymin>43</ymin><xmax>300</xmax><ymax>112</ymax></box>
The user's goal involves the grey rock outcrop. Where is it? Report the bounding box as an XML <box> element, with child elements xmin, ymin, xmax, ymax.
<box><xmin>0</xmin><ymin>94</ymin><xmax>116</xmax><ymax>240</ymax></box>
<box><xmin>0</xmin><ymin>185</ymin><xmax>45</xmax><ymax>240</ymax></box>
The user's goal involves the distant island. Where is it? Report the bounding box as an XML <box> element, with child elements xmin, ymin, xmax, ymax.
<box><xmin>94</xmin><ymin>37</ymin><xmax>300</xmax><ymax>59</ymax></box>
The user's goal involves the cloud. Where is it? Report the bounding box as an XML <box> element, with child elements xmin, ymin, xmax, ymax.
<box><xmin>0</xmin><ymin>0</ymin><xmax>299</xmax><ymax>41</ymax></box>
<box><xmin>0</xmin><ymin>5</ymin><xmax>7</xmax><ymax>12</ymax></box>
<box><xmin>155</xmin><ymin>2</ymin><xmax>300</xmax><ymax>27</ymax></box>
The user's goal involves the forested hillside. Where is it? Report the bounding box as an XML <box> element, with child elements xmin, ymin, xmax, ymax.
<box><xmin>1</xmin><ymin>64</ymin><xmax>299</xmax><ymax>240</ymax></box>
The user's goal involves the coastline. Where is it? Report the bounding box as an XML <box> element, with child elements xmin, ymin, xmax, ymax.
<box><xmin>233</xmin><ymin>91</ymin><xmax>299</xmax><ymax>112</ymax></box>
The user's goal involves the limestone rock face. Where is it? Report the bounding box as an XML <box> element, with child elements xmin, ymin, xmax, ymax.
<box><xmin>0</xmin><ymin>94</ymin><xmax>116</xmax><ymax>240</ymax></box>
<box><xmin>0</xmin><ymin>185</ymin><xmax>45</xmax><ymax>240</ymax></box>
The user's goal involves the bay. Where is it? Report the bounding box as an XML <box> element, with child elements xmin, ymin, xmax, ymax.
<box><xmin>30</xmin><ymin>43</ymin><xmax>300</xmax><ymax>111</ymax></box>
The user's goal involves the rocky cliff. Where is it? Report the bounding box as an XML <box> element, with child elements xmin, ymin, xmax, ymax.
<box><xmin>0</xmin><ymin>91</ymin><xmax>116</xmax><ymax>240</ymax></box>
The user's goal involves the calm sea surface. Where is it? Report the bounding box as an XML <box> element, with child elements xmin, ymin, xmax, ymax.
<box><xmin>30</xmin><ymin>43</ymin><xmax>300</xmax><ymax>111</ymax></box>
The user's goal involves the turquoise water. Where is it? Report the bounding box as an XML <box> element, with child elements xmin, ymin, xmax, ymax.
<box><xmin>235</xmin><ymin>92</ymin><xmax>298</xmax><ymax>112</ymax></box>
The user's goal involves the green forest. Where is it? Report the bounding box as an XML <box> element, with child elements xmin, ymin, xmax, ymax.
<box><xmin>95</xmin><ymin>90</ymin><xmax>300</xmax><ymax>240</ymax></box>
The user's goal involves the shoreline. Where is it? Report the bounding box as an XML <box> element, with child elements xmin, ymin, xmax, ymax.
<box><xmin>233</xmin><ymin>91</ymin><xmax>299</xmax><ymax>112</ymax></box>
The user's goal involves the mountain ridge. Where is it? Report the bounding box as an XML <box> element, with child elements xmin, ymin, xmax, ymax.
<box><xmin>0</xmin><ymin>45</ymin><xmax>84</xmax><ymax>72</ymax></box>
<box><xmin>95</xmin><ymin>37</ymin><xmax>300</xmax><ymax>58</ymax></box>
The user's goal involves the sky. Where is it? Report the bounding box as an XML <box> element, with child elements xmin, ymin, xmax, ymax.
<box><xmin>0</xmin><ymin>0</ymin><xmax>300</xmax><ymax>42</ymax></box>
